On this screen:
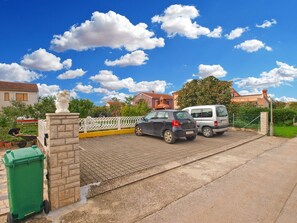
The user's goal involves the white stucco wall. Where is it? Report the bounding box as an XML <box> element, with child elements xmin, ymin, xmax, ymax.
<box><xmin>0</xmin><ymin>91</ymin><xmax>38</xmax><ymax>111</ymax></box>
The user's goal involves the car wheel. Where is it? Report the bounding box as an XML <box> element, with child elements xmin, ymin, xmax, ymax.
<box><xmin>186</xmin><ymin>135</ymin><xmax>196</xmax><ymax>141</ymax></box>
<box><xmin>164</xmin><ymin>130</ymin><xmax>176</xmax><ymax>144</ymax></box>
<box><xmin>43</xmin><ymin>200</ymin><xmax>51</xmax><ymax>214</ymax></box>
<box><xmin>135</xmin><ymin>126</ymin><xmax>143</xmax><ymax>136</ymax></box>
<box><xmin>216</xmin><ymin>132</ymin><xmax>224</xmax><ymax>136</ymax></box>
<box><xmin>202</xmin><ymin>127</ymin><xmax>213</xmax><ymax>137</ymax></box>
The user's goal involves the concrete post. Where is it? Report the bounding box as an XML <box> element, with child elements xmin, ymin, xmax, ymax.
<box><xmin>260</xmin><ymin>112</ymin><xmax>269</xmax><ymax>135</ymax></box>
<box><xmin>45</xmin><ymin>113</ymin><xmax>80</xmax><ymax>210</ymax></box>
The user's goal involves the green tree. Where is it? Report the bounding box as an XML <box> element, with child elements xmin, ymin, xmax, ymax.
<box><xmin>124</xmin><ymin>96</ymin><xmax>134</xmax><ymax>105</ymax></box>
<box><xmin>90</xmin><ymin>106</ymin><xmax>111</xmax><ymax>117</ymax></box>
<box><xmin>69</xmin><ymin>99</ymin><xmax>95</xmax><ymax>118</ymax></box>
<box><xmin>177</xmin><ymin>76</ymin><xmax>232</xmax><ymax>109</ymax></box>
<box><xmin>121</xmin><ymin>99</ymin><xmax>151</xmax><ymax>116</ymax></box>
<box><xmin>2</xmin><ymin>100</ymin><xmax>31</xmax><ymax>127</ymax></box>
<box><xmin>32</xmin><ymin>96</ymin><xmax>56</xmax><ymax>119</ymax></box>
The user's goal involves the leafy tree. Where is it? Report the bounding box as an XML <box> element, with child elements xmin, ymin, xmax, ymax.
<box><xmin>90</xmin><ymin>106</ymin><xmax>111</xmax><ymax>117</ymax></box>
<box><xmin>121</xmin><ymin>99</ymin><xmax>151</xmax><ymax>116</ymax></box>
<box><xmin>2</xmin><ymin>100</ymin><xmax>31</xmax><ymax>127</ymax></box>
<box><xmin>33</xmin><ymin>96</ymin><xmax>56</xmax><ymax>119</ymax></box>
<box><xmin>69</xmin><ymin>99</ymin><xmax>95</xmax><ymax>118</ymax></box>
<box><xmin>124</xmin><ymin>96</ymin><xmax>134</xmax><ymax>105</ymax></box>
<box><xmin>177</xmin><ymin>76</ymin><xmax>232</xmax><ymax>109</ymax></box>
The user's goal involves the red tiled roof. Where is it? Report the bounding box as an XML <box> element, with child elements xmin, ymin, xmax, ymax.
<box><xmin>0</xmin><ymin>81</ymin><xmax>38</xmax><ymax>92</ymax></box>
<box><xmin>142</xmin><ymin>92</ymin><xmax>173</xmax><ymax>100</ymax></box>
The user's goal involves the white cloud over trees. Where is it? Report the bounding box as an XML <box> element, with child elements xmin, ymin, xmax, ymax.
<box><xmin>57</xmin><ymin>69</ymin><xmax>86</xmax><ymax>80</ymax></box>
<box><xmin>90</xmin><ymin>70</ymin><xmax>167</xmax><ymax>93</ymax></box>
<box><xmin>50</xmin><ymin>11</ymin><xmax>164</xmax><ymax>52</ymax></box>
<box><xmin>0</xmin><ymin>62</ymin><xmax>41</xmax><ymax>82</ymax></box>
<box><xmin>196</xmin><ymin>64</ymin><xmax>227</xmax><ymax>78</ymax></box>
<box><xmin>235</xmin><ymin>61</ymin><xmax>297</xmax><ymax>91</ymax></box>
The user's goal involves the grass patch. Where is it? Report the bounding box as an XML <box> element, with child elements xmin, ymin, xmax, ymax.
<box><xmin>274</xmin><ymin>125</ymin><xmax>297</xmax><ymax>138</ymax></box>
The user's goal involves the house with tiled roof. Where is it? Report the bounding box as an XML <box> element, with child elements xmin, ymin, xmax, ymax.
<box><xmin>231</xmin><ymin>88</ymin><xmax>270</xmax><ymax>108</ymax></box>
<box><xmin>0</xmin><ymin>81</ymin><xmax>38</xmax><ymax>111</ymax></box>
<box><xmin>133</xmin><ymin>91</ymin><xmax>174</xmax><ymax>110</ymax></box>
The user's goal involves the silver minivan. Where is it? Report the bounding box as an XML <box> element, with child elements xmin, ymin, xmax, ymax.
<box><xmin>182</xmin><ymin>105</ymin><xmax>229</xmax><ymax>137</ymax></box>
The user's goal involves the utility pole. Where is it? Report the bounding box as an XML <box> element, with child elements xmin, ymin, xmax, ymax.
<box><xmin>270</xmin><ymin>97</ymin><xmax>274</xmax><ymax>136</ymax></box>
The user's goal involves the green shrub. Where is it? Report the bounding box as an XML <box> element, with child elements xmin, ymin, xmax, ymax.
<box><xmin>273</xmin><ymin>109</ymin><xmax>297</xmax><ymax>125</ymax></box>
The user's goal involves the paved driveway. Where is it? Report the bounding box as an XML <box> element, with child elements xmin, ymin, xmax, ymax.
<box><xmin>79</xmin><ymin>130</ymin><xmax>259</xmax><ymax>186</ymax></box>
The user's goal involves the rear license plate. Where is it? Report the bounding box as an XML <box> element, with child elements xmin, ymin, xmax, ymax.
<box><xmin>186</xmin><ymin>131</ymin><xmax>194</xmax><ymax>135</ymax></box>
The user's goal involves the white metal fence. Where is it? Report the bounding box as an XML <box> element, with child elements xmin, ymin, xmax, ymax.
<box><xmin>38</xmin><ymin>119</ymin><xmax>47</xmax><ymax>148</ymax></box>
<box><xmin>79</xmin><ymin>116</ymin><xmax>143</xmax><ymax>133</ymax></box>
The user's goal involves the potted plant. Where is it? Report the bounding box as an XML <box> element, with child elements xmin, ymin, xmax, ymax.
<box><xmin>0</xmin><ymin>127</ymin><xmax>7</xmax><ymax>148</ymax></box>
<box><xmin>4</xmin><ymin>134</ymin><xmax>14</xmax><ymax>149</ymax></box>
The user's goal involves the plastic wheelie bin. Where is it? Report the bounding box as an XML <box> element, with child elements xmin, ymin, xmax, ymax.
<box><xmin>2</xmin><ymin>145</ymin><xmax>50</xmax><ymax>223</ymax></box>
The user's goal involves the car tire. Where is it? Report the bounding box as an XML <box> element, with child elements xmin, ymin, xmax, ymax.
<box><xmin>186</xmin><ymin>135</ymin><xmax>196</xmax><ymax>141</ymax></box>
<box><xmin>202</xmin><ymin>127</ymin><xmax>214</xmax><ymax>137</ymax></box>
<box><xmin>164</xmin><ymin>130</ymin><xmax>176</xmax><ymax>144</ymax></box>
<box><xmin>216</xmin><ymin>132</ymin><xmax>224</xmax><ymax>136</ymax></box>
<box><xmin>135</xmin><ymin>126</ymin><xmax>143</xmax><ymax>136</ymax></box>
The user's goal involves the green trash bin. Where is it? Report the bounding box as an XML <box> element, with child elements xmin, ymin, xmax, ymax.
<box><xmin>2</xmin><ymin>145</ymin><xmax>50</xmax><ymax>223</ymax></box>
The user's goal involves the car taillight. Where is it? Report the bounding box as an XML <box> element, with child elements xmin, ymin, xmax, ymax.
<box><xmin>172</xmin><ymin>120</ymin><xmax>181</xmax><ymax>127</ymax></box>
<box><xmin>214</xmin><ymin>121</ymin><xmax>218</xmax><ymax>127</ymax></box>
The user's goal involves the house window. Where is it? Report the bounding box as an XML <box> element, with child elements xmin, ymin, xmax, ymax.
<box><xmin>16</xmin><ymin>93</ymin><xmax>28</xmax><ymax>101</ymax></box>
<box><xmin>4</xmin><ymin>92</ymin><xmax>9</xmax><ymax>101</ymax></box>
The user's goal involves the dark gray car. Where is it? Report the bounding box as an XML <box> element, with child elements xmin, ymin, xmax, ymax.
<box><xmin>135</xmin><ymin>110</ymin><xmax>197</xmax><ymax>144</ymax></box>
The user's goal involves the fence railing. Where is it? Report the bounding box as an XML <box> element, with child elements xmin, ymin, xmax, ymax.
<box><xmin>79</xmin><ymin>116</ymin><xmax>143</xmax><ymax>133</ymax></box>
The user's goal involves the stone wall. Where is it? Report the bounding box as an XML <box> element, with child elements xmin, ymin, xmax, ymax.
<box><xmin>45</xmin><ymin>113</ymin><xmax>80</xmax><ymax>209</ymax></box>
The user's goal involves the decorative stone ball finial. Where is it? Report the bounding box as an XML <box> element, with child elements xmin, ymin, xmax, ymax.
<box><xmin>55</xmin><ymin>90</ymin><xmax>70</xmax><ymax>113</ymax></box>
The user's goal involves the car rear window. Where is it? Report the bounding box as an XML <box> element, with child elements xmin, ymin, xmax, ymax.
<box><xmin>216</xmin><ymin>106</ymin><xmax>228</xmax><ymax>117</ymax></box>
<box><xmin>174</xmin><ymin>111</ymin><xmax>193</xmax><ymax>120</ymax></box>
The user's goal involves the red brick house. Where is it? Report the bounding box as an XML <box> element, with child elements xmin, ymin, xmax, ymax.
<box><xmin>231</xmin><ymin>89</ymin><xmax>270</xmax><ymax>108</ymax></box>
<box><xmin>133</xmin><ymin>91</ymin><xmax>174</xmax><ymax>110</ymax></box>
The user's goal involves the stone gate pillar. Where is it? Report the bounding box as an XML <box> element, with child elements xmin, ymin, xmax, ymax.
<box><xmin>45</xmin><ymin>113</ymin><xmax>80</xmax><ymax>210</ymax></box>
<box><xmin>260</xmin><ymin>112</ymin><xmax>269</xmax><ymax>135</ymax></box>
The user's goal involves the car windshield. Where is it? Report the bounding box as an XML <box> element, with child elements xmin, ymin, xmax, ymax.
<box><xmin>174</xmin><ymin>111</ymin><xmax>193</xmax><ymax>120</ymax></box>
<box><xmin>216</xmin><ymin>106</ymin><xmax>228</xmax><ymax>117</ymax></box>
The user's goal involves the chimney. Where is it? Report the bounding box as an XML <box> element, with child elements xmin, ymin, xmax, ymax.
<box><xmin>262</xmin><ymin>89</ymin><xmax>268</xmax><ymax>98</ymax></box>
<box><xmin>152</xmin><ymin>90</ymin><xmax>155</xmax><ymax>94</ymax></box>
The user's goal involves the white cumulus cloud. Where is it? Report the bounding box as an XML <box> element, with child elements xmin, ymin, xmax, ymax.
<box><xmin>225</xmin><ymin>27</ymin><xmax>248</xmax><ymax>40</ymax></box>
<box><xmin>152</xmin><ymin>4</ymin><xmax>221</xmax><ymax>39</ymax></box>
<box><xmin>50</xmin><ymin>11</ymin><xmax>164</xmax><ymax>52</ymax></box>
<box><xmin>37</xmin><ymin>83</ymin><xmax>61</xmax><ymax>97</ymax></box>
<box><xmin>0</xmin><ymin>62</ymin><xmax>41</xmax><ymax>82</ymax></box>
<box><xmin>21</xmin><ymin>48</ymin><xmax>72</xmax><ymax>71</ymax></box>
<box><xmin>74</xmin><ymin>83</ymin><xmax>93</xmax><ymax>93</ymax></box>
<box><xmin>57</xmin><ymin>68</ymin><xmax>86</xmax><ymax>80</ymax></box>
<box><xmin>256</xmin><ymin>19</ymin><xmax>277</xmax><ymax>29</ymax></box>
<box><xmin>196</xmin><ymin>64</ymin><xmax>227</xmax><ymax>78</ymax></box>
<box><xmin>90</xmin><ymin>70</ymin><xmax>167</xmax><ymax>93</ymax></box>
<box><xmin>104</xmin><ymin>50</ymin><xmax>148</xmax><ymax>67</ymax></box>
<box><xmin>235</xmin><ymin>61</ymin><xmax>297</xmax><ymax>91</ymax></box>
<box><xmin>234</xmin><ymin>39</ymin><xmax>272</xmax><ymax>53</ymax></box>
<box><xmin>275</xmin><ymin>96</ymin><xmax>297</xmax><ymax>102</ymax></box>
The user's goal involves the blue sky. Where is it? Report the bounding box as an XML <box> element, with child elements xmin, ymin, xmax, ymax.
<box><xmin>1</xmin><ymin>0</ymin><xmax>297</xmax><ymax>104</ymax></box>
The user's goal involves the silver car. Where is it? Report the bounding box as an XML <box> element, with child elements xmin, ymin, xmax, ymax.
<box><xmin>182</xmin><ymin>105</ymin><xmax>229</xmax><ymax>137</ymax></box>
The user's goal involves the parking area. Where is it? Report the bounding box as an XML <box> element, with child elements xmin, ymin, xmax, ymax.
<box><xmin>80</xmin><ymin>130</ymin><xmax>259</xmax><ymax>186</ymax></box>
